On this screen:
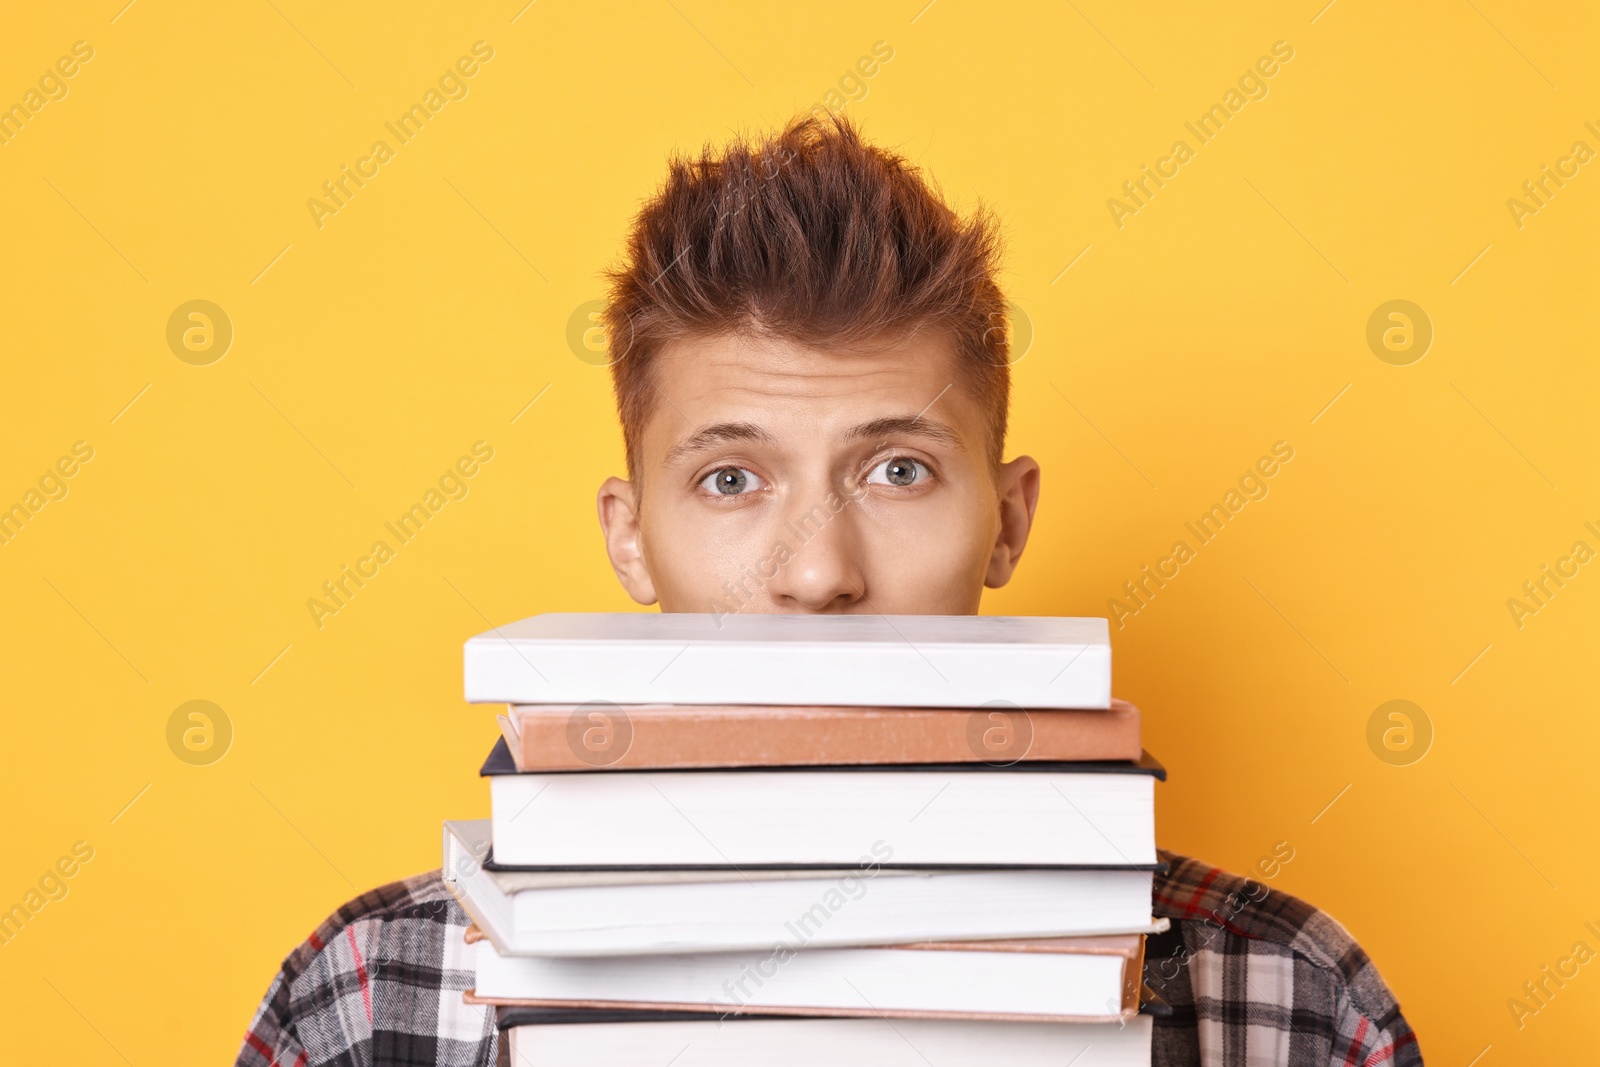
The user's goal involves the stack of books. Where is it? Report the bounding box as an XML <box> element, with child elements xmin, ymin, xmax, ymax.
<box><xmin>444</xmin><ymin>613</ymin><xmax>1165</xmax><ymax>1065</ymax></box>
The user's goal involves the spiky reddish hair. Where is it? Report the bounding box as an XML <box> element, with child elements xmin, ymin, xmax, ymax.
<box><xmin>602</xmin><ymin>110</ymin><xmax>1011</xmax><ymax>479</ymax></box>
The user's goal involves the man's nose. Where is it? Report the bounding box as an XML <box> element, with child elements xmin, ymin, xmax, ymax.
<box><xmin>763</xmin><ymin>497</ymin><xmax>867</xmax><ymax>613</ymax></box>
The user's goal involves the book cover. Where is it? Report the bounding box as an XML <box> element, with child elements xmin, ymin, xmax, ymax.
<box><xmin>498</xmin><ymin>698</ymin><xmax>1141</xmax><ymax>771</ymax></box>
<box><xmin>477</xmin><ymin>736</ymin><xmax>1163</xmax><ymax>869</ymax></box>
<box><xmin>463</xmin><ymin>926</ymin><xmax>1145</xmax><ymax>1022</ymax></box>
<box><xmin>465</xmin><ymin>612</ymin><xmax>1111</xmax><ymax>709</ymax></box>
<box><xmin>500</xmin><ymin>1014</ymin><xmax>1154</xmax><ymax>1066</ymax></box>
<box><xmin>444</xmin><ymin>820</ymin><xmax>1167</xmax><ymax>956</ymax></box>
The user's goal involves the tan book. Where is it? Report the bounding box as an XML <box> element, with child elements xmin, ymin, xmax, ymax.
<box><xmin>498</xmin><ymin>697</ymin><xmax>1141</xmax><ymax>771</ymax></box>
<box><xmin>464</xmin><ymin>923</ymin><xmax>1145</xmax><ymax>1022</ymax></box>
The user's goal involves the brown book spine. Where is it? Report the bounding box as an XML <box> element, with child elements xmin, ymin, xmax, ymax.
<box><xmin>502</xmin><ymin>699</ymin><xmax>1141</xmax><ymax>771</ymax></box>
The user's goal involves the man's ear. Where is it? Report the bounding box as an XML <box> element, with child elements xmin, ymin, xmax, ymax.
<box><xmin>984</xmin><ymin>455</ymin><xmax>1041</xmax><ymax>588</ymax></box>
<box><xmin>596</xmin><ymin>476</ymin><xmax>659</xmax><ymax>605</ymax></box>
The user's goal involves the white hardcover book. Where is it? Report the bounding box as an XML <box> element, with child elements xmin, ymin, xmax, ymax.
<box><xmin>463</xmin><ymin>612</ymin><xmax>1111</xmax><ymax>709</ymax></box>
<box><xmin>506</xmin><ymin>1015</ymin><xmax>1153</xmax><ymax>1066</ymax></box>
<box><xmin>481</xmin><ymin>742</ymin><xmax>1160</xmax><ymax>868</ymax></box>
<box><xmin>442</xmin><ymin>821</ymin><xmax>1164</xmax><ymax>956</ymax></box>
<box><xmin>473</xmin><ymin>936</ymin><xmax>1142</xmax><ymax>1019</ymax></box>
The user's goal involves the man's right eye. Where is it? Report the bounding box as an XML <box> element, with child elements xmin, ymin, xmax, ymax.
<box><xmin>699</xmin><ymin>467</ymin><xmax>765</xmax><ymax>496</ymax></box>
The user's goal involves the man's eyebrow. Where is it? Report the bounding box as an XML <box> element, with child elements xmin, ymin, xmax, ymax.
<box><xmin>843</xmin><ymin>415</ymin><xmax>966</xmax><ymax>451</ymax></box>
<box><xmin>663</xmin><ymin>422</ymin><xmax>780</xmax><ymax>465</ymax></box>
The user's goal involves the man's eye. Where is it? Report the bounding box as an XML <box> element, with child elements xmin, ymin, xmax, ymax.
<box><xmin>866</xmin><ymin>457</ymin><xmax>930</xmax><ymax>487</ymax></box>
<box><xmin>700</xmin><ymin>467</ymin><xmax>765</xmax><ymax>495</ymax></box>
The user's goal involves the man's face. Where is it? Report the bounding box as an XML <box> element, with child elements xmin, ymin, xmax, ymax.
<box><xmin>597</xmin><ymin>330</ymin><xmax>1040</xmax><ymax>615</ymax></box>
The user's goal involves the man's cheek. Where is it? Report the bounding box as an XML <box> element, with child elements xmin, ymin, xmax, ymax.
<box><xmin>851</xmin><ymin>501</ymin><xmax>984</xmax><ymax>612</ymax></box>
<box><xmin>650</xmin><ymin>506</ymin><xmax>773</xmax><ymax>610</ymax></box>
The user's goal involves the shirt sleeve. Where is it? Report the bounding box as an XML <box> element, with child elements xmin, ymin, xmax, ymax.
<box><xmin>235</xmin><ymin>967</ymin><xmax>309</xmax><ymax>1067</ymax></box>
<box><xmin>1149</xmin><ymin>851</ymin><xmax>1423</xmax><ymax>1067</ymax></box>
<box><xmin>230</xmin><ymin>871</ymin><xmax>494</xmax><ymax>1067</ymax></box>
<box><xmin>1325</xmin><ymin>962</ymin><xmax>1423</xmax><ymax>1066</ymax></box>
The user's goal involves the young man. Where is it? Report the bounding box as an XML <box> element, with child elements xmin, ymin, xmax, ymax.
<box><xmin>237</xmin><ymin>114</ymin><xmax>1421</xmax><ymax>1067</ymax></box>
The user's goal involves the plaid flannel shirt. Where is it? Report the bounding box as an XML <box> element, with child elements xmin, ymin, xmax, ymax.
<box><xmin>235</xmin><ymin>851</ymin><xmax>1421</xmax><ymax>1067</ymax></box>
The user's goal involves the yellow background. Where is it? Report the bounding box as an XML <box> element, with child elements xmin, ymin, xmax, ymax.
<box><xmin>1</xmin><ymin>0</ymin><xmax>1595</xmax><ymax>1061</ymax></box>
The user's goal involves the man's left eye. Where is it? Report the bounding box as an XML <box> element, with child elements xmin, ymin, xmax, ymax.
<box><xmin>866</xmin><ymin>457</ymin><xmax>930</xmax><ymax>487</ymax></box>
<box><xmin>700</xmin><ymin>467</ymin><xmax>766</xmax><ymax>495</ymax></box>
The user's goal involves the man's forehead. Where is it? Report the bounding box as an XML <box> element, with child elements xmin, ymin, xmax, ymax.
<box><xmin>662</xmin><ymin>414</ymin><xmax>967</xmax><ymax>466</ymax></box>
<box><xmin>642</xmin><ymin>331</ymin><xmax>979</xmax><ymax>457</ymax></box>
<box><xmin>659</xmin><ymin>329</ymin><xmax>957</xmax><ymax>393</ymax></box>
